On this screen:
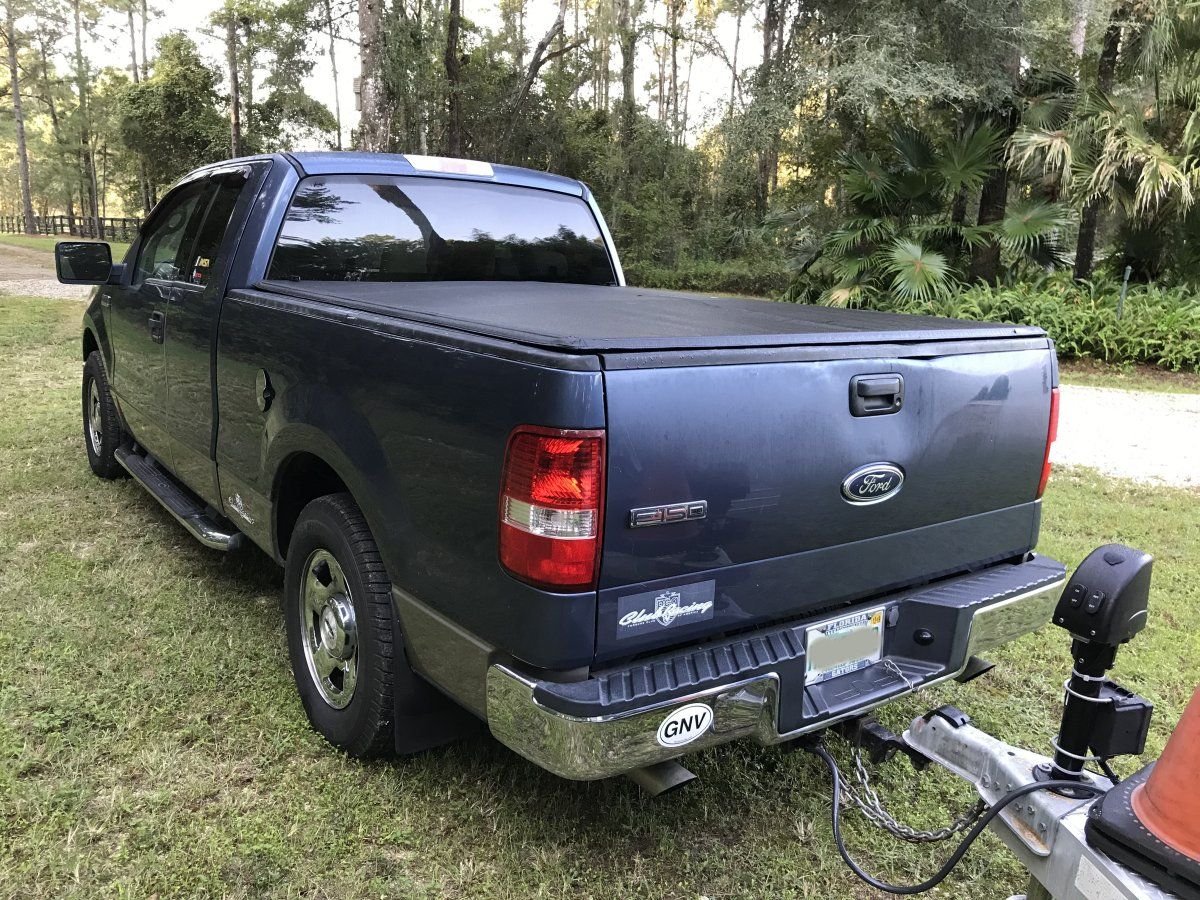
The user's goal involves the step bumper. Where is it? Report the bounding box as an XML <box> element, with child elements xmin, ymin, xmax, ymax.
<box><xmin>486</xmin><ymin>556</ymin><xmax>1066</xmax><ymax>780</ymax></box>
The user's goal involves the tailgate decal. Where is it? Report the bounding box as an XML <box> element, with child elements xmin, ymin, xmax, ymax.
<box><xmin>616</xmin><ymin>580</ymin><xmax>716</xmax><ymax>638</ymax></box>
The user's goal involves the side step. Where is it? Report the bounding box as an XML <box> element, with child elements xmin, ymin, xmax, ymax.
<box><xmin>115</xmin><ymin>447</ymin><xmax>244</xmax><ymax>551</ymax></box>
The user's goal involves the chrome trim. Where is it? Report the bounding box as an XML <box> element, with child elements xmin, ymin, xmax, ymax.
<box><xmin>486</xmin><ymin>577</ymin><xmax>1065</xmax><ymax>780</ymax></box>
<box><xmin>964</xmin><ymin>579</ymin><xmax>1063</xmax><ymax>657</ymax></box>
<box><xmin>300</xmin><ymin>549</ymin><xmax>359</xmax><ymax>709</ymax></box>
<box><xmin>582</xmin><ymin>185</ymin><xmax>625</xmax><ymax>287</ymax></box>
<box><xmin>840</xmin><ymin>462</ymin><xmax>905</xmax><ymax>506</ymax></box>
<box><xmin>115</xmin><ymin>453</ymin><xmax>244</xmax><ymax>551</ymax></box>
<box><xmin>393</xmin><ymin>586</ymin><xmax>493</xmax><ymax>717</ymax></box>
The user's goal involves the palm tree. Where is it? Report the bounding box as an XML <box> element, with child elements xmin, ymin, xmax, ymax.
<box><xmin>782</xmin><ymin>125</ymin><xmax>1072</xmax><ymax>306</ymax></box>
<box><xmin>1008</xmin><ymin>0</ymin><xmax>1200</xmax><ymax>279</ymax></box>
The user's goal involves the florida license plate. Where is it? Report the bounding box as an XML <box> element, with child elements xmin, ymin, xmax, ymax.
<box><xmin>805</xmin><ymin>607</ymin><xmax>885</xmax><ymax>685</ymax></box>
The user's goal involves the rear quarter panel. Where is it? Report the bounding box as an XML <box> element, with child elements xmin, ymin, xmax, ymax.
<box><xmin>214</xmin><ymin>290</ymin><xmax>606</xmax><ymax>669</ymax></box>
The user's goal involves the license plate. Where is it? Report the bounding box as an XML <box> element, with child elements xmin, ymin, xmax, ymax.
<box><xmin>805</xmin><ymin>607</ymin><xmax>885</xmax><ymax>685</ymax></box>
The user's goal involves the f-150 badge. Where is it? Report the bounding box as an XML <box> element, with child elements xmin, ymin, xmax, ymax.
<box><xmin>841</xmin><ymin>463</ymin><xmax>905</xmax><ymax>505</ymax></box>
<box><xmin>629</xmin><ymin>500</ymin><xmax>707</xmax><ymax>528</ymax></box>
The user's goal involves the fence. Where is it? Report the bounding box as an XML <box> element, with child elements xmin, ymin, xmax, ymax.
<box><xmin>0</xmin><ymin>215</ymin><xmax>143</xmax><ymax>243</ymax></box>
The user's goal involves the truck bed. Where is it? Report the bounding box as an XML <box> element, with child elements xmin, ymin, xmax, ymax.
<box><xmin>258</xmin><ymin>281</ymin><xmax>1044</xmax><ymax>353</ymax></box>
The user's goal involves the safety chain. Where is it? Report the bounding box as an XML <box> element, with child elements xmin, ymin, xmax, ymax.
<box><xmin>834</xmin><ymin>743</ymin><xmax>988</xmax><ymax>844</ymax></box>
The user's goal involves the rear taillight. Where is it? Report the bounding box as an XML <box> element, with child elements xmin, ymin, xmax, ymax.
<box><xmin>1037</xmin><ymin>387</ymin><xmax>1060</xmax><ymax>498</ymax></box>
<box><xmin>499</xmin><ymin>426</ymin><xmax>605</xmax><ymax>591</ymax></box>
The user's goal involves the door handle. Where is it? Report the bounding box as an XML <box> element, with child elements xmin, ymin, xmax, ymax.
<box><xmin>850</xmin><ymin>374</ymin><xmax>904</xmax><ymax>416</ymax></box>
<box><xmin>148</xmin><ymin>310</ymin><xmax>165</xmax><ymax>344</ymax></box>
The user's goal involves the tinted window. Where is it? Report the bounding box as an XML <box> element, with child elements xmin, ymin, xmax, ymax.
<box><xmin>184</xmin><ymin>175</ymin><xmax>246</xmax><ymax>287</ymax></box>
<box><xmin>134</xmin><ymin>181</ymin><xmax>210</xmax><ymax>284</ymax></box>
<box><xmin>268</xmin><ymin>175</ymin><xmax>615</xmax><ymax>285</ymax></box>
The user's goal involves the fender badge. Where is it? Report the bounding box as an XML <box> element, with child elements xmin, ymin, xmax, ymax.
<box><xmin>629</xmin><ymin>500</ymin><xmax>707</xmax><ymax>528</ymax></box>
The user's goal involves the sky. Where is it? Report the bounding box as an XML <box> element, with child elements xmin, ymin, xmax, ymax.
<box><xmin>86</xmin><ymin>0</ymin><xmax>761</xmax><ymax>152</ymax></box>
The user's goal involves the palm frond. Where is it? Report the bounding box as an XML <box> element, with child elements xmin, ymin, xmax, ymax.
<box><xmin>938</xmin><ymin>124</ymin><xmax>1003</xmax><ymax>194</ymax></box>
<box><xmin>1082</xmin><ymin>101</ymin><xmax>1196</xmax><ymax>214</ymax></box>
<box><xmin>1134</xmin><ymin>3</ymin><xmax>1178</xmax><ymax>76</ymax></box>
<box><xmin>891</xmin><ymin>126</ymin><xmax>938</xmax><ymax>172</ymax></box>
<box><xmin>959</xmin><ymin>224</ymin><xmax>998</xmax><ymax>249</ymax></box>
<box><xmin>998</xmin><ymin>200</ymin><xmax>1074</xmax><ymax>255</ymax></box>
<box><xmin>826</xmin><ymin>217</ymin><xmax>894</xmax><ymax>253</ymax></box>
<box><xmin>882</xmin><ymin>240</ymin><xmax>950</xmax><ymax>300</ymax></box>
<box><xmin>1008</xmin><ymin>127</ymin><xmax>1075</xmax><ymax>188</ymax></box>
<box><xmin>842</xmin><ymin>153</ymin><xmax>898</xmax><ymax>207</ymax></box>
<box><xmin>821</xmin><ymin>280</ymin><xmax>879</xmax><ymax>309</ymax></box>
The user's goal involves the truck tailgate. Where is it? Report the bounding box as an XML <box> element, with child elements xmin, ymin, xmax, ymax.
<box><xmin>597</xmin><ymin>342</ymin><xmax>1055</xmax><ymax>661</ymax></box>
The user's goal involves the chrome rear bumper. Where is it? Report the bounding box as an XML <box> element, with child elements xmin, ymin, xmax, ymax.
<box><xmin>486</xmin><ymin>567</ymin><xmax>1065</xmax><ymax>780</ymax></box>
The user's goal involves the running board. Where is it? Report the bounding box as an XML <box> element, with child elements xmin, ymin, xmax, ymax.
<box><xmin>115</xmin><ymin>447</ymin><xmax>244</xmax><ymax>551</ymax></box>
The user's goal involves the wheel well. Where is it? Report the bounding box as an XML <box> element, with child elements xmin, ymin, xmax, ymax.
<box><xmin>274</xmin><ymin>453</ymin><xmax>350</xmax><ymax>560</ymax></box>
<box><xmin>83</xmin><ymin>329</ymin><xmax>99</xmax><ymax>361</ymax></box>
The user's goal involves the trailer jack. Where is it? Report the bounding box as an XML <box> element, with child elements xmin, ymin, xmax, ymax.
<box><xmin>807</xmin><ymin>544</ymin><xmax>1200</xmax><ymax>899</ymax></box>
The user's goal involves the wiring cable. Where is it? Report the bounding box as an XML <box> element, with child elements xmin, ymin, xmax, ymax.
<box><xmin>804</xmin><ymin>741</ymin><xmax>1106</xmax><ymax>895</ymax></box>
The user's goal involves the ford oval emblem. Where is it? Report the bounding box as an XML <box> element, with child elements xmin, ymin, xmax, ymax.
<box><xmin>841</xmin><ymin>463</ymin><xmax>905</xmax><ymax>505</ymax></box>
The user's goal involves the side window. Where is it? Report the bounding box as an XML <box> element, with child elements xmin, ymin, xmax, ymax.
<box><xmin>133</xmin><ymin>181</ymin><xmax>210</xmax><ymax>285</ymax></box>
<box><xmin>184</xmin><ymin>175</ymin><xmax>247</xmax><ymax>288</ymax></box>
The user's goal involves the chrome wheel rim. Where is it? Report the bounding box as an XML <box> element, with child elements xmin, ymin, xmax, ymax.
<box><xmin>86</xmin><ymin>379</ymin><xmax>103</xmax><ymax>455</ymax></box>
<box><xmin>300</xmin><ymin>549</ymin><xmax>358</xmax><ymax>709</ymax></box>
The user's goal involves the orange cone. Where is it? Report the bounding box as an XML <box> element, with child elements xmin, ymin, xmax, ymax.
<box><xmin>1131</xmin><ymin>684</ymin><xmax>1200</xmax><ymax>861</ymax></box>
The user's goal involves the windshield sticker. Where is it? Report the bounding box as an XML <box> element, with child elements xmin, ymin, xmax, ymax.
<box><xmin>617</xmin><ymin>580</ymin><xmax>716</xmax><ymax>638</ymax></box>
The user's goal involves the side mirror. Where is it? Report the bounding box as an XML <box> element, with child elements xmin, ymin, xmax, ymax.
<box><xmin>55</xmin><ymin>241</ymin><xmax>113</xmax><ymax>285</ymax></box>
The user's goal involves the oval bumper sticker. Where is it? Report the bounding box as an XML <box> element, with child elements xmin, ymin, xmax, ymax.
<box><xmin>656</xmin><ymin>703</ymin><xmax>714</xmax><ymax>748</ymax></box>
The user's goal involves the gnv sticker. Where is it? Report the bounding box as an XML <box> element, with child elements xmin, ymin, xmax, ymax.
<box><xmin>656</xmin><ymin>703</ymin><xmax>714</xmax><ymax>748</ymax></box>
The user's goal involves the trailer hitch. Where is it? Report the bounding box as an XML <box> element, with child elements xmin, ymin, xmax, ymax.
<box><xmin>801</xmin><ymin>544</ymin><xmax>1170</xmax><ymax>898</ymax></box>
<box><xmin>834</xmin><ymin>714</ymin><xmax>931</xmax><ymax>770</ymax></box>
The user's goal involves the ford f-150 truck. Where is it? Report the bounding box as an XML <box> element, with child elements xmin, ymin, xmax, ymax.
<box><xmin>56</xmin><ymin>151</ymin><xmax>1065</xmax><ymax>786</ymax></box>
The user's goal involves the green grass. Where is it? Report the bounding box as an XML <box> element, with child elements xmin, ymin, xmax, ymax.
<box><xmin>1059</xmin><ymin>358</ymin><xmax>1200</xmax><ymax>394</ymax></box>
<box><xmin>0</xmin><ymin>232</ymin><xmax>132</xmax><ymax>260</ymax></box>
<box><xmin>1</xmin><ymin>296</ymin><xmax>1198</xmax><ymax>899</ymax></box>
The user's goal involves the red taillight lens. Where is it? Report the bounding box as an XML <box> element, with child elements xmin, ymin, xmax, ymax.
<box><xmin>1037</xmin><ymin>387</ymin><xmax>1060</xmax><ymax>498</ymax></box>
<box><xmin>499</xmin><ymin>426</ymin><xmax>605</xmax><ymax>590</ymax></box>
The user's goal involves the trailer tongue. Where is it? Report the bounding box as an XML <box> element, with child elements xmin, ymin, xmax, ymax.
<box><xmin>801</xmin><ymin>543</ymin><xmax>1198</xmax><ymax>899</ymax></box>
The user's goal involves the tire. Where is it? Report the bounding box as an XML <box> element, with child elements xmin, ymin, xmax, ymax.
<box><xmin>284</xmin><ymin>493</ymin><xmax>397</xmax><ymax>757</ymax></box>
<box><xmin>82</xmin><ymin>351</ymin><xmax>125</xmax><ymax>479</ymax></box>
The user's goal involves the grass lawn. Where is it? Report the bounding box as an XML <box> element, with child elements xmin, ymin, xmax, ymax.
<box><xmin>1059</xmin><ymin>357</ymin><xmax>1200</xmax><ymax>394</ymax></box>
<box><xmin>0</xmin><ymin>232</ymin><xmax>132</xmax><ymax>260</ymax></box>
<box><xmin>2</xmin><ymin>296</ymin><xmax>1198</xmax><ymax>899</ymax></box>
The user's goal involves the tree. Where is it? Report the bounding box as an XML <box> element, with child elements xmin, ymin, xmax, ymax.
<box><xmin>70</xmin><ymin>0</ymin><xmax>100</xmax><ymax>234</ymax></box>
<box><xmin>444</xmin><ymin>0</ymin><xmax>463</xmax><ymax>156</ymax></box>
<box><xmin>209</xmin><ymin>0</ymin><xmax>334</xmax><ymax>154</ymax></box>
<box><xmin>119</xmin><ymin>33</ymin><xmax>227</xmax><ymax>190</ymax></box>
<box><xmin>224</xmin><ymin>14</ymin><xmax>243</xmax><ymax>155</ymax></box>
<box><xmin>1010</xmin><ymin>0</ymin><xmax>1200</xmax><ymax>281</ymax></box>
<box><xmin>321</xmin><ymin>0</ymin><xmax>342</xmax><ymax>149</ymax></box>
<box><xmin>616</xmin><ymin>0</ymin><xmax>640</xmax><ymax>141</ymax></box>
<box><xmin>357</xmin><ymin>0</ymin><xmax>387</xmax><ymax>149</ymax></box>
<box><xmin>3</xmin><ymin>0</ymin><xmax>36</xmax><ymax>232</ymax></box>
<box><xmin>1073</xmin><ymin>6</ymin><xmax>1126</xmax><ymax>279</ymax></box>
<box><xmin>784</xmin><ymin>125</ymin><xmax>1071</xmax><ymax>305</ymax></box>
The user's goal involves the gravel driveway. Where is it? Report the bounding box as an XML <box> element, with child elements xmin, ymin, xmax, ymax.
<box><xmin>1054</xmin><ymin>384</ymin><xmax>1200</xmax><ymax>488</ymax></box>
<box><xmin>0</xmin><ymin>242</ymin><xmax>91</xmax><ymax>300</ymax></box>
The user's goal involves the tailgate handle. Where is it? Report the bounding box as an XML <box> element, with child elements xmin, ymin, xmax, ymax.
<box><xmin>850</xmin><ymin>374</ymin><xmax>904</xmax><ymax>416</ymax></box>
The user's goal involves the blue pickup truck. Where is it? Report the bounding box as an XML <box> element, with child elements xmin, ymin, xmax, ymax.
<box><xmin>57</xmin><ymin>152</ymin><xmax>1064</xmax><ymax>788</ymax></box>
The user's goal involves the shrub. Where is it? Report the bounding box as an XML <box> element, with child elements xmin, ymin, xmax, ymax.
<box><xmin>872</xmin><ymin>273</ymin><xmax>1200</xmax><ymax>371</ymax></box>
<box><xmin>624</xmin><ymin>258</ymin><xmax>793</xmax><ymax>297</ymax></box>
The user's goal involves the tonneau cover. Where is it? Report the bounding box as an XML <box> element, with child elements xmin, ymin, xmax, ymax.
<box><xmin>258</xmin><ymin>280</ymin><xmax>1043</xmax><ymax>353</ymax></box>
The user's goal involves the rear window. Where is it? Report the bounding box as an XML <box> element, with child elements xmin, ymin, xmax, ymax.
<box><xmin>268</xmin><ymin>174</ymin><xmax>615</xmax><ymax>285</ymax></box>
